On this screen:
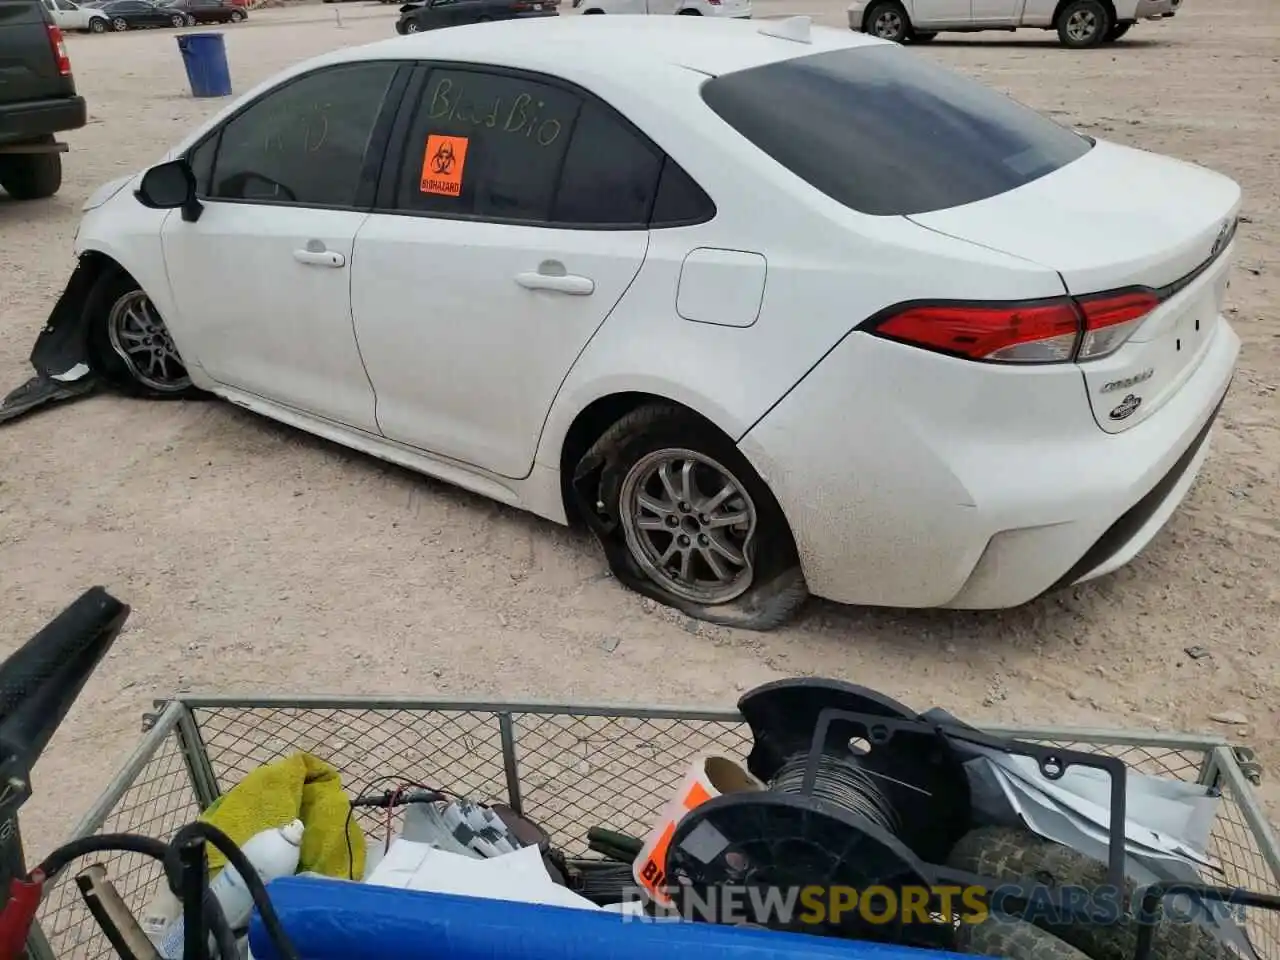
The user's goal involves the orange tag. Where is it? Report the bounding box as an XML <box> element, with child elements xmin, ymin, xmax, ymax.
<box><xmin>420</xmin><ymin>134</ymin><xmax>468</xmax><ymax>196</ymax></box>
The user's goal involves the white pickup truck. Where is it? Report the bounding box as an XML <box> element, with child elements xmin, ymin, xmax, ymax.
<box><xmin>848</xmin><ymin>0</ymin><xmax>1180</xmax><ymax>47</ymax></box>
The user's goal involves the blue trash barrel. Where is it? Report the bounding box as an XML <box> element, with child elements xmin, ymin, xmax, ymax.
<box><xmin>176</xmin><ymin>32</ymin><xmax>232</xmax><ymax>98</ymax></box>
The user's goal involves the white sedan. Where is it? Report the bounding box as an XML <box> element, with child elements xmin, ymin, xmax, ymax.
<box><xmin>11</xmin><ymin>15</ymin><xmax>1240</xmax><ymax>629</ymax></box>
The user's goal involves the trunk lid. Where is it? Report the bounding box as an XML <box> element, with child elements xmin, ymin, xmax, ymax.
<box><xmin>908</xmin><ymin>139</ymin><xmax>1241</xmax><ymax>433</ymax></box>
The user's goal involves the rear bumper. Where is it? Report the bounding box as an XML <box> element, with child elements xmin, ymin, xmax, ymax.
<box><xmin>0</xmin><ymin>96</ymin><xmax>87</xmax><ymax>146</ymax></box>
<box><xmin>738</xmin><ymin>316</ymin><xmax>1240</xmax><ymax>611</ymax></box>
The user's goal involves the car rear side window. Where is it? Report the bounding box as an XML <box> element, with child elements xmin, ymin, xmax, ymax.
<box><xmin>207</xmin><ymin>62</ymin><xmax>397</xmax><ymax>208</ymax></box>
<box><xmin>395</xmin><ymin>68</ymin><xmax>582</xmax><ymax>222</ymax></box>
<box><xmin>700</xmin><ymin>45</ymin><xmax>1091</xmax><ymax>217</ymax></box>
<box><xmin>550</xmin><ymin>100</ymin><xmax>662</xmax><ymax>226</ymax></box>
<box><xmin>390</xmin><ymin>66</ymin><xmax>707</xmax><ymax>229</ymax></box>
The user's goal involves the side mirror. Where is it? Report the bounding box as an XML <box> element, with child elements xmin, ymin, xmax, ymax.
<box><xmin>134</xmin><ymin>158</ymin><xmax>203</xmax><ymax>221</ymax></box>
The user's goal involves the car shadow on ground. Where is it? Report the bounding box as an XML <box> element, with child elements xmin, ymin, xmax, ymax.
<box><xmin>204</xmin><ymin>401</ymin><xmax>1099</xmax><ymax>652</ymax></box>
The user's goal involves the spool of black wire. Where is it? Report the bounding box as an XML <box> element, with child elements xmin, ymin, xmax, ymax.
<box><xmin>768</xmin><ymin>753</ymin><xmax>902</xmax><ymax>837</ymax></box>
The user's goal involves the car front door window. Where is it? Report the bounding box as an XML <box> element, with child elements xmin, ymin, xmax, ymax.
<box><xmin>160</xmin><ymin>61</ymin><xmax>403</xmax><ymax>432</ymax></box>
<box><xmin>209</xmin><ymin>62</ymin><xmax>397</xmax><ymax>207</ymax></box>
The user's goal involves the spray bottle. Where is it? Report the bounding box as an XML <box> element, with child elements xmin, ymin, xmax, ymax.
<box><xmin>157</xmin><ymin>819</ymin><xmax>304</xmax><ymax>959</ymax></box>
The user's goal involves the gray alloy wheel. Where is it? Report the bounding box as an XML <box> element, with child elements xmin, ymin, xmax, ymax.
<box><xmin>89</xmin><ymin>16</ymin><xmax>107</xmax><ymax>30</ymax></box>
<box><xmin>111</xmin><ymin>16</ymin><xmax>128</xmax><ymax>29</ymax></box>
<box><xmin>617</xmin><ymin>447</ymin><xmax>758</xmax><ymax>605</ymax></box>
<box><xmin>867</xmin><ymin>1</ymin><xmax>908</xmax><ymax>41</ymax></box>
<box><xmin>106</xmin><ymin>290</ymin><xmax>193</xmax><ymax>393</ymax></box>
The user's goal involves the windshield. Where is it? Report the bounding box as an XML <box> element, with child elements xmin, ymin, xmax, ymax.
<box><xmin>700</xmin><ymin>44</ymin><xmax>1092</xmax><ymax>217</ymax></box>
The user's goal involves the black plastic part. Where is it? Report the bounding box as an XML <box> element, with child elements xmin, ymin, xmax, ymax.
<box><xmin>737</xmin><ymin>679</ymin><xmax>919</xmax><ymax>782</ymax></box>
<box><xmin>0</xmin><ymin>372</ymin><xmax>98</xmax><ymax>427</ymax></box>
<box><xmin>0</xmin><ymin>587</ymin><xmax>129</xmax><ymax>780</ymax></box>
<box><xmin>29</xmin><ymin>256</ymin><xmax>101</xmax><ymax>379</ymax></box>
<box><xmin>179</xmin><ymin>837</ymin><xmax>207</xmax><ymax>960</ymax></box>
<box><xmin>738</xmin><ymin>679</ymin><xmax>971</xmax><ymax>865</ymax></box>
<box><xmin>664</xmin><ymin>791</ymin><xmax>947</xmax><ymax>947</ymax></box>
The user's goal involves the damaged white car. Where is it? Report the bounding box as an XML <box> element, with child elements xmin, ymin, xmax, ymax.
<box><xmin>1</xmin><ymin>15</ymin><xmax>1240</xmax><ymax>629</ymax></box>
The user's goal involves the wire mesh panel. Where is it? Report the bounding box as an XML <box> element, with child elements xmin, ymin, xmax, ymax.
<box><xmin>31</xmin><ymin>699</ymin><xmax>1280</xmax><ymax>960</ymax></box>
<box><xmin>36</xmin><ymin>714</ymin><xmax>202</xmax><ymax>960</ymax></box>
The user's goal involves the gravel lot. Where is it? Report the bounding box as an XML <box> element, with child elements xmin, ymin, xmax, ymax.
<box><xmin>0</xmin><ymin>0</ymin><xmax>1276</xmax><ymax>854</ymax></box>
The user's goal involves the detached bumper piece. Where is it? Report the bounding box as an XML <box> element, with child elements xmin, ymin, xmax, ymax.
<box><xmin>0</xmin><ymin>371</ymin><xmax>98</xmax><ymax>427</ymax></box>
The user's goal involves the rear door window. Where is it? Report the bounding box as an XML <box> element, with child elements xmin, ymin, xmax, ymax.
<box><xmin>700</xmin><ymin>45</ymin><xmax>1091</xmax><ymax>217</ymax></box>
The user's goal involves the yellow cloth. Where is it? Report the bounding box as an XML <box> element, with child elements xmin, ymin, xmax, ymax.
<box><xmin>200</xmin><ymin>752</ymin><xmax>365</xmax><ymax>881</ymax></box>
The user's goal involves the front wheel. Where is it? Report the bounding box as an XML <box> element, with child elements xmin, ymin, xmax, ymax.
<box><xmin>111</xmin><ymin>15</ymin><xmax>128</xmax><ymax>28</ymax></box>
<box><xmin>229</xmin><ymin>9</ymin><xmax>244</xmax><ymax>19</ymax></box>
<box><xmin>864</xmin><ymin>0</ymin><xmax>910</xmax><ymax>42</ymax></box>
<box><xmin>88</xmin><ymin>15</ymin><xmax>107</xmax><ymax>30</ymax></box>
<box><xmin>170</xmin><ymin>13</ymin><xmax>185</xmax><ymax>25</ymax></box>
<box><xmin>574</xmin><ymin>403</ymin><xmax>808</xmax><ymax>630</ymax></box>
<box><xmin>0</xmin><ymin>147</ymin><xmax>62</xmax><ymax>200</ymax></box>
<box><xmin>1056</xmin><ymin>0</ymin><xmax>1110</xmax><ymax>47</ymax></box>
<box><xmin>403</xmin><ymin>18</ymin><xmax>421</xmax><ymax>30</ymax></box>
<box><xmin>86</xmin><ymin>272</ymin><xmax>198</xmax><ymax>398</ymax></box>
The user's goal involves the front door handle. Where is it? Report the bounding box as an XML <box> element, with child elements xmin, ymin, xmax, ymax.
<box><xmin>293</xmin><ymin>248</ymin><xmax>346</xmax><ymax>268</ymax></box>
<box><xmin>515</xmin><ymin>268</ymin><xmax>594</xmax><ymax>296</ymax></box>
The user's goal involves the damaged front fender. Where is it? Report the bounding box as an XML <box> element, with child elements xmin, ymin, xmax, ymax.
<box><xmin>0</xmin><ymin>256</ymin><xmax>105</xmax><ymax>426</ymax></box>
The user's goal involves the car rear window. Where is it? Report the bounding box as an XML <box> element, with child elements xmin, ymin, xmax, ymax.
<box><xmin>700</xmin><ymin>45</ymin><xmax>1092</xmax><ymax>217</ymax></box>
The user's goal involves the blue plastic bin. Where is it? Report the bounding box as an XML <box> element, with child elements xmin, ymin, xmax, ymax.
<box><xmin>176</xmin><ymin>32</ymin><xmax>232</xmax><ymax>98</ymax></box>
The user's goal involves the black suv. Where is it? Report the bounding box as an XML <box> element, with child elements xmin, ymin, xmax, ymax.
<box><xmin>0</xmin><ymin>0</ymin><xmax>87</xmax><ymax>200</ymax></box>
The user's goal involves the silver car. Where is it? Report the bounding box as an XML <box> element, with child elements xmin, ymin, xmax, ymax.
<box><xmin>847</xmin><ymin>0</ymin><xmax>1179</xmax><ymax>47</ymax></box>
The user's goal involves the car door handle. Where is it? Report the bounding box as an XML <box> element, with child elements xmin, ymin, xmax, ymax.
<box><xmin>293</xmin><ymin>249</ymin><xmax>346</xmax><ymax>268</ymax></box>
<box><xmin>515</xmin><ymin>271</ymin><xmax>594</xmax><ymax>296</ymax></box>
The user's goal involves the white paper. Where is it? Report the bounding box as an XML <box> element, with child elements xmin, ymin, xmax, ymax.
<box><xmin>365</xmin><ymin>840</ymin><xmax>601</xmax><ymax>912</ymax></box>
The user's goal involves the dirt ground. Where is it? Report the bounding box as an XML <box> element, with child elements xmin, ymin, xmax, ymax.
<box><xmin>0</xmin><ymin>0</ymin><xmax>1277</xmax><ymax>858</ymax></box>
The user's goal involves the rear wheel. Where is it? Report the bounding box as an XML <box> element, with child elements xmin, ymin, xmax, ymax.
<box><xmin>1056</xmin><ymin>0</ymin><xmax>1110</xmax><ymax>47</ymax></box>
<box><xmin>86</xmin><ymin>271</ymin><xmax>198</xmax><ymax>398</ymax></box>
<box><xmin>864</xmin><ymin>0</ymin><xmax>910</xmax><ymax>41</ymax></box>
<box><xmin>575</xmin><ymin>403</ymin><xmax>808</xmax><ymax>630</ymax></box>
<box><xmin>0</xmin><ymin>145</ymin><xmax>62</xmax><ymax>201</ymax></box>
<box><xmin>88</xmin><ymin>15</ymin><xmax>107</xmax><ymax>30</ymax></box>
<box><xmin>1103</xmin><ymin>20</ymin><xmax>1131</xmax><ymax>39</ymax></box>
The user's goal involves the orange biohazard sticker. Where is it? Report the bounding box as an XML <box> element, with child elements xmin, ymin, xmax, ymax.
<box><xmin>420</xmin><ymin>134</ymin><xmax>468</xmax><ymax>197</ymax></box>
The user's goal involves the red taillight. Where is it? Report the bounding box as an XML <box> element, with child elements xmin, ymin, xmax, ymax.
<box><xmin>865</xmin><ymin>288</ymin><xmax>1162</xmax><ymax>365</ymax></box>
<box><xmin>1076</xmin><ymin>289</ymin><xmax>1160</xmax><ymax>360</ymax></box>
<box><xmin>47</xmin><ymin>24</ymin><xmax>71</xmax><ymax>77</ymax></box>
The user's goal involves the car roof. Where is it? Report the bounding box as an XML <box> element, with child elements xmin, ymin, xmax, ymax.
<box><xmin>313</xmin><ymin>15</ymin><xmax>886</xmax><ymax>80</ymax></box>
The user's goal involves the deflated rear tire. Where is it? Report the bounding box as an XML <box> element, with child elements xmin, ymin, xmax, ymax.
<box><xmin>573</xmin><ymin>403</ymin><xmax>808</xmax><ymax>631</ymax></box>
<box><xmin>86</xmin><ymin>271</ymin><xmax>199</xmax><ymax>399</ymax></box>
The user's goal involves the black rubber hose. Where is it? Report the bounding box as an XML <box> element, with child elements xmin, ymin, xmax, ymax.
<box><xmin>166</xmin><ymin>821</ymin><xmax>300</xmax><ymax>960</ymax></box>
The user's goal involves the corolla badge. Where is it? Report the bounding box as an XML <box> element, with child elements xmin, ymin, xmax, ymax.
<box><xmin>1109</xmin><ymin>394</ymin><xmax>1142</xmax><ymax>421</ymax></box>
<box><xmin>1101</xmin><ymin>368</ymin><xmax>1154</xmax><ymax>393</ymax></box>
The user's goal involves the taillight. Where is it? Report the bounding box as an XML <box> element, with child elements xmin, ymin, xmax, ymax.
<box><xmin>1075</xmin><ymin>289</ymin><xmax>1160</xmax><ymax>360</ymax></box>
<box><xmin>864</xmin><ymin>288</ymin><xmax>1161</xmax><ymax>364</ymax></box>
<box><xmin>47</xmin><ymin>24</ymin><xmax>71</xmax><ymax>77</ymax></box>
